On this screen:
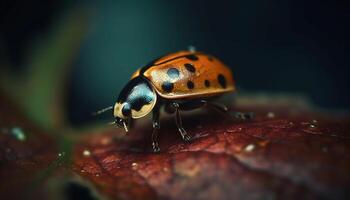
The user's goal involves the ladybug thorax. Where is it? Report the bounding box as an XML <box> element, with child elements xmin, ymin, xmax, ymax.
<box><xmin>114</xmin><ymin>77</ymin><xmax>157</xmax><ymax>119</ymax></box>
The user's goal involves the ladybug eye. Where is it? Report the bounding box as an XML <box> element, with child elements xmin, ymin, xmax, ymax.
<box><xmin>121</xmin><ymin>103</ymin><xmax>131</xmax><ymax>117</ymax></box>
<box><xmin>114</xmin><ymin>117</ymin><xmax>123</xmax><ymax>128</ymax></box>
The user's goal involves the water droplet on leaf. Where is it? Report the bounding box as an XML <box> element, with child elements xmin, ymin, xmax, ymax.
<box><xmin>58</xmin><ymin>152</ymin><xmax>66</xmax><ymax>157</ymax></box>
<box><xmin>309</xmin><ymin>124</ymin><xmax>316</xmax><ymax>128</ymax></box>
<box><xmin>83</xmin><ymin>150</ymin><xmax>91</xmax><ymax>157</ymax></box>
<box><xmin>11</xmin><ymin>127</ymin><xmax>26</xmax><ymax>141</ymax></box>
<box><xmin>244</xmin><ymin>144</ymin><xmax>255</xmax><ymax>152</ymax></box>
<box><xmin>131</xmin><ymin>162</ymin><xmax>138</xmax><ymax>170</ymax></box>
<box><xmin>267</xmin><ymin>112</ymin><xmax>275</xmax><ymax>118</ymax></box>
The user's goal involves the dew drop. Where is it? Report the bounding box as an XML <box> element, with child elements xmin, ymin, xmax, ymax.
<box><xmin>58</xmin><ymin>152</ymin><xmax>66</xmax><ymax>157</ymax></box>
<box><xmin>95</xmin><ymin>173</ymin><xmax>100</xmax><ymax>177</ymax></box>
<box><xmin>11</xmin><ymin>127</ymin><xmax>26</xmax><ymax>141</ymax></box>
<box><xmin>131</xmin><ymin>162</ymin><xmax>138</xmax><ymax>170</ymax></box>
<box><xmin>267</xmin><ymin>112</ymin><xmax>275</xmax><ymax>118</ymax></box>
<box><xmin>244</xmin><ymin>144</ymin><xmax>255</xmax><ymax>152</ymax></box>
<box><xmin>309</xmin><ymin>124</ymin><xmax>316</xmax><ymax>128</ymax></box>
<box><xmin>83</xmin><ymin>149</ymin><xmax>91</xmax><ymax>157</ymax></box>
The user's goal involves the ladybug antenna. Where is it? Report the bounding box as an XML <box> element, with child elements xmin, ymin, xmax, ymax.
<box><xmin>92</xmin><ymin>106</ymin><xmax>113</xmax><ymax>116</ymax></box>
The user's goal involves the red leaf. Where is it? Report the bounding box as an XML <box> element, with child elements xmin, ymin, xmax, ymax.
<box><xmin>0</xmin><ymin>94</ymin><xmax>58</xmax><ymax>200</ymax></box>
<box><xmin>1</xmin><ymin>91</ymin><xmax>349</xmax><ymax>199</ymax></box>
<box><xmin>72</xmin><ymin>107</ymin><xmax>350</xmax><ymax>200</ymax></box>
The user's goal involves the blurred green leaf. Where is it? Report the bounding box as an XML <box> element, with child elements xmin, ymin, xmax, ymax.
<box><xmin>0</xmin><ymin>7</ymin><xmax>89</xmax><ymax>129</ymax></box>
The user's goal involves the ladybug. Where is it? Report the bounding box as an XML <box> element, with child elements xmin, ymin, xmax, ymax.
<box><xmin>97</xmin><ymin>50</ymin><xmax>252</xmax><ymax>152</ymax></box>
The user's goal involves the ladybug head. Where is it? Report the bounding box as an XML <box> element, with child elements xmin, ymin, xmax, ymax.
<box><xmin>113</xmin><ymin>77</ymin><xmax>157</xmax><ymax>132</ymax></box>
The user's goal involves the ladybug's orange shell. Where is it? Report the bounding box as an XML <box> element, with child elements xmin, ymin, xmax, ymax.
<box><xmin>131</xmin><ymin>51</ymin><xmax>235</xmax><ymax>99</ymax></box>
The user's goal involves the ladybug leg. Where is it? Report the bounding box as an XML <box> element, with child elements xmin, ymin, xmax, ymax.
<box><xmin>172</xmin><ymin>102</ymin><xmax>192</xmax><ymax>142</ymax></box>
<box><xmin>151</xmin><ymin>105</ymin><xmax>161</xmax><ymax>152</ymax></box>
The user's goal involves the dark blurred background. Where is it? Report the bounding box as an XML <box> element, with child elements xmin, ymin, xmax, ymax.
<box><xmin>1</xmin><ymin>0</ymin><xmax>349</xmax><ymax>126</ymax></box>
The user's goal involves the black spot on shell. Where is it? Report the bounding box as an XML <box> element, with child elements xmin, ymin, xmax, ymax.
<box><xmin>208</xmin><ymin>57</ymin><xmax>214</xmax><ymax>62</ymax></box>
<box><xmin>204</xmin><ymin>80</ymin><xmax>210</xmax><ymax>87</ymax></box>
<box><xmin>187</xmin><ymin>81</ymin><xmax>194</xmax><ymax>89</ymax></box>
<box><xmin>167</xmin><ymin>68</ymin><xmax>180</xmax><ymax>79</ymax></box>
<box><xmin>184</xmin><ymin>63</ymin><xmax>196</xmax><ymax>73</ymax></box>
<box><xmin>185</xmin><ymin>54</ymin><xmax>199</xmax><ymax>61</ymax></box>
<box><xmin>218</xmin><ymin>74</ymin><xmax>227</xmax><ymax>88</ymax></box>
<box><xmin>162</xmin><ymin>81</ymin><xmax>174</xmax><ymax>92</ymax></box>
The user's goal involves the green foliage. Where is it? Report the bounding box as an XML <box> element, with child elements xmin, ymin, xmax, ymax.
<box><xmin>0</xmin><ymin>8</ymin><xmax>89</xmax><ymax>129</ymax></box>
